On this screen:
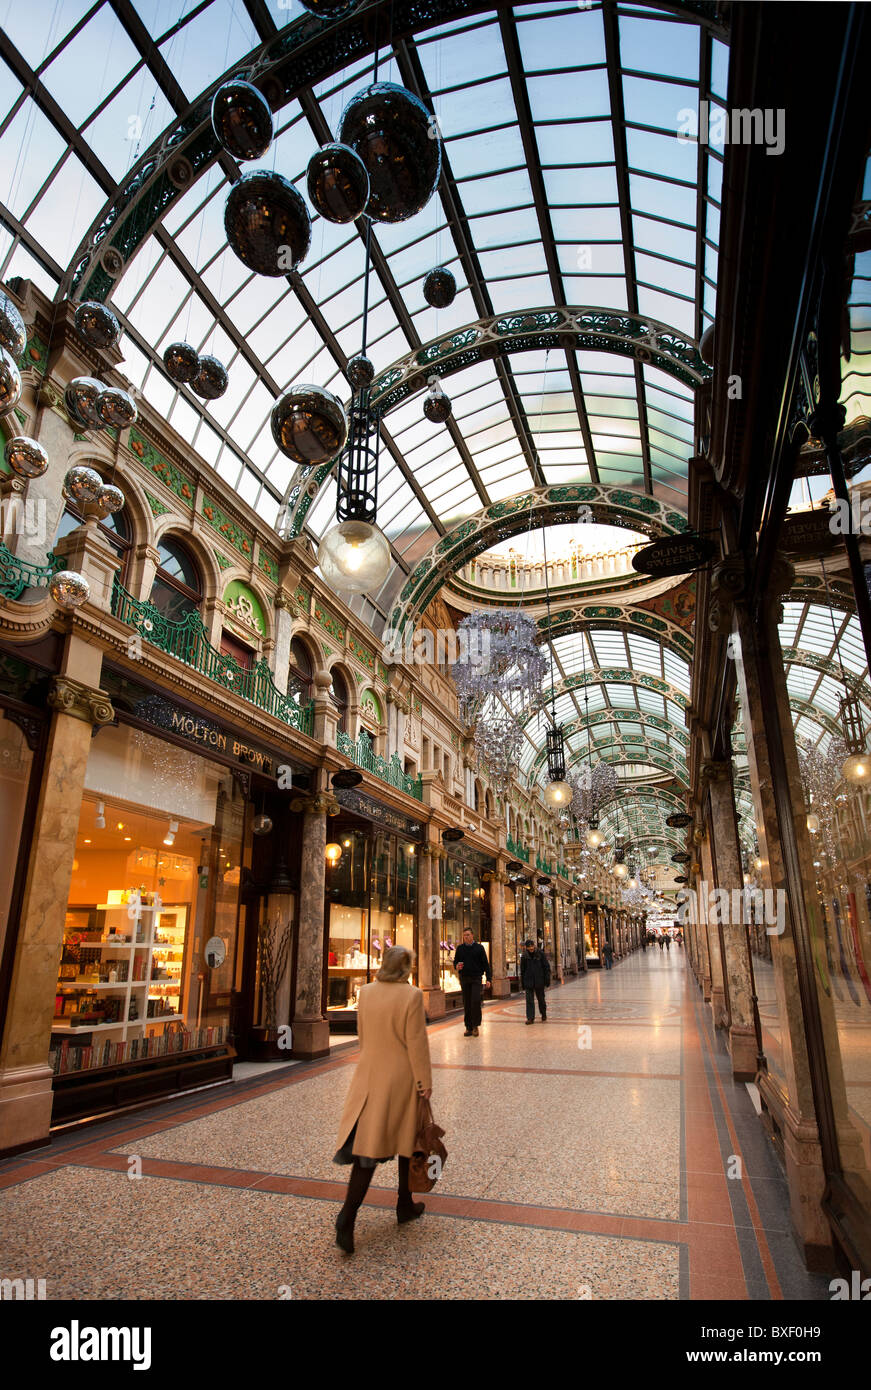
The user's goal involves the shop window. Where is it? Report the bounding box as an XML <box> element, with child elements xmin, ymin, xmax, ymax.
<box><xmin>150</xmin><ymin>537</ymin><xmax>201</xmax><ymax>623</ymax></box>
<box><xmin>288</xmin><ymin>636</ymin><xmax>313</xmax><ymax>705</ymax></box>
<box><xmin>329</xmin><ymin>667</ymin><xmax>349</xmax><ymax>735</ymax></box>
<box><xmin>220</xmin><ymin>630</ymin><xmax>254</xmax><ymax>671</ymax></box>
<box><xmin>54</xmin><ymin>501</ymin><xmax>131</xmax><ymax>585</ymax></box>
<box><xmin>51</xmin><ymin>723</ymin><xmax>245</xmax><ymax>1078</ymax></box>
<box><xmin>326</xmin><ymin>830</ymin><xmax>417</xmax><ymax>1012</ymax></box>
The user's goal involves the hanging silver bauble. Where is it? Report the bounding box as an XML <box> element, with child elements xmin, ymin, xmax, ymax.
<box><xmin>97</xmin><ymin>483</ymin><xmax>125</xmax><ymax>514</ymax></box>
<box><xmin>347</xmin><ymin>353</ymin><xmax>374</xmax><ymax>390</ymax></box>
<box><xmin>211</xmin><ymin>80</ymin><xmax>273</xmax><ymax>162</ymax></box>
<box><xmin>225</xmin><ymin>170</ymin><xmax>311</xmax><ymax>276</ymax></box>
<box><xmin>0</xmin><ymin>291</ymin><xmax>26</xmax><ymax>358</ymax></box>
<box><xmin>423</xmin><ymin>266</ymin><xmax>456</xmax><ymax>308</ymax></box>
<box><xmin>49</xmin><ymin>570</ymin><xmax>90</xmax><ymax>611</ymax></box>
<box><xmin>423</xmin><ymin>378</ymin><xmax>452</xmax><ymax>423</ymax></box>
<box><xmin>271</xmin><ymin>384</ymin><xmax>348</xmax><ymax>464</ymax></box>
<box><xmin>699</xmin><ymin>322</ymin><xmax>714</xmax><ymax>367</ymax></box>
<box><xmin>163</xmin><ymin>341</ymin><xmax>200</xmax><ymax>384</ymax></box>
<box><xmin>96</xmin><ymin>386</ymin><xmax>137</xmax><ymax>428</ymax></box>
<box><xmin>0</xmin><ymin>348</ymin><xmax>22</xmax><ymax>415</ymax></box>
<box><xmin>74</xmin><ymin>301</ymin><xmax>120</xmax><ymax>350</ymax></box>
<box><xmin>64</xmin><ymin>465</ymin><xmax>104</xmax><ymax>505</ymax></box>
<box><xmin>5</xmin><ymin>436</ymin><xmax>48</xmax><ymax>478</ymax></box>
<box><xmin>252</xmin><ymin>813</ymin><xmax>273</xmax><ymax>836</ymax></box>
<box><xmin>337</xmin><ymin>83</ymin><xmax>441</xmax><ymax>223</ymax></box>
<box><xmin>65</xmin><ymin>376</ymin><xmax>105</xmax><ymax>429</ymax></box>
<box><xmin>191</xmin><ymin>355</ymin><xmax>228</xmax><ymax>400</ymax></box>
<box><xmin>306</xmin><ymin>143</ymin><xmax>370</xmax><ymax>223</ymax></box>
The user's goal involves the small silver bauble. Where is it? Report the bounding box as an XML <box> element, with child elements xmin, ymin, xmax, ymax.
<box><xmin>0</xmin><ymin>291</ymin><xmax>26</xmax><ymax>358</ymax></box>
<box><xmin>74</xmin><ymin>301</ymin><xmax>120</xmax><ymax>350</ymax></box>
<box><xmin>191</xmin><ymin>355</ymin><xmax>228</xmax><ymax>400</ymax></box>
<box><xmin>49</xmin><ymin>570</ymin><xmax>90</xmax><ymax>611</ymax></box>
<box><xmin>423</xmin><ymin>266</ymin><xmax>456</xmax><ymax>308</ymax></box>
<box><xmin>96</xmin><ymin>386</ymin><xmax>137</xmax><ymax>428</ymax></box>
<box><xmin>65</xmin><ymin>376</ymin><xmax>105</xmax><ymax>429</ymax></box>
<box><xmin>5</xmin><ymin>436</ymin><xmax>48</xmax><ymax>478</ymax></box>
<box><xmin>423</xmin><ymin>380</ymin><xmax>452</xmax><ymax>423</ymax></box>
<box><xmin>64</xmin><ymin>465</ymin><xmax>104</xmax><ymax>504</ymax></box>
<box><xmin>0</xmin><ymin>347</ymin><xmax>22</xmax><ymax>415</ymax></box>
<box><xmin>163</xmin><ymin>341</ymin><xmax>199</xmax><ymax>384</ymax></box>
<box><xmin>211</xmin><ymin>80</ymin><xmax>273</xmax><ymax>162</ymax></box>
<box><xmin>271</xmin><ymin>384</ymin><xmax>348</xmax><ymax>464</ymax></box>
<box><xmin>347</xmin><ymin>353</ymin><xmax>374</xmax><ymax>389</ymax></box>
<box><xmin>252</xmin><ymin>813</ymin><xmax>273</xmax><ymax>836</ymax></box>
<box><xmin>97</xmin><ymin>483</ymin><xmax>125</xmax><ymax>514</ymax></box>
<box><xmin>306</xmin><ymin>143</ymin><xmax>370</xmax><ymax>223</ymax></box>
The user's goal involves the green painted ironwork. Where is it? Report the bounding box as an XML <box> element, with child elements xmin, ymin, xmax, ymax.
<box><xmin>111</xmin><ymin>580</ymin><xmax>313</xmax><ymax>735</ymax></box>
<box><xmin>506</xmin><ymin>835</ymin><xmax>530</xmax><ymax>864</ymax></box>
<box><xmin>336</xmin><ymin>727</ymin><xmax>423</xmax><ymax>801</ymax></box>
<box><xmin>0</xmin><ymin>543</ymin><xmax>64</xmax><ymax>601</ymax></box>
<box><xmin>536</xmin><ymin>853</ymin><xmax>553</xmax><ymax>875</ymax></box>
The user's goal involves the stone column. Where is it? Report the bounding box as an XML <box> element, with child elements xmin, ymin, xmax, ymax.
<box><xmin>0</xmin><ymin>658</ymin><xmax>114</xmax><ymax>1155</ymax></box>
<box><xmin>289</xmin><ymin>786</ymin><xmax>336</xmax><ymax>1059</ymax></box>
<box><xmin>270</xmin><ymin>592</ymin><xmax>294</xmax><ymax>694</ymax></box>
<box><xmin>702</xmin><ymin>758</ymin><xmax>759</xmax><ymax>1080</ymax></box>
<box><xmin>419</xmin><ymin>840</ymin><xmax>445</xmax><ymax>1018</ymax></box>
<box><xmin>488</xmin><ymin>867</ymin><xmax>510</xmax><ymax>997</ymax></box>
<box><xmin>127</xmin><ymin>542</ymin><xmax>161</xmax><ymax>603</ymax></box>
<box><xmin>312</xmin><ymin>669</ymin><xmax>339</xmax><ymax>748</ymax></box>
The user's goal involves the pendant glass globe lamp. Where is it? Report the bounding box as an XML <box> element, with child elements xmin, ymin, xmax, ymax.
<box><xmin>318</xmin><ymin>519</ymin><xmax>391</xmax><ymax>594</ymax></box>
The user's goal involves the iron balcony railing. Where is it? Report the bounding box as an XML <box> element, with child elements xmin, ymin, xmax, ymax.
<box><xmin>337</xmin><ymin>727</ymin><xmax>423</xmax><ymax>801</ymax></box>
<box><xmin>506</xmin><ymin>835</ymin><xmax>531</xmax><ymax>863</ymax></box>
<box><xmin>112</xmin><ymin>580</ymin><xmax>314</xmax><ymax>736</ymax></box>
<box><xmin>0</xmin><ymin>542</ymin><xmax>64</xmax><ymax>601</ymax></box>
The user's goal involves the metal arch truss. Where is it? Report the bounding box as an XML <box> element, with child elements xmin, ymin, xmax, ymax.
<box><xmin>527</xmin><ymin>708</ymin><xmax>689</xmax><ymax>775</ymax></box>
<box><xmin>520</xmin><ymin>669</ymin><xmax>690</xmax><ymax>729</ymax></box>
<box><xmin>385</xmin><ymin>483</ymin><xmax>692</xmax><ymax>636</ymax></box>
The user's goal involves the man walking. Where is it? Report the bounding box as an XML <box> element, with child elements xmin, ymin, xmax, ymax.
<box><xmin>453</xmin><ymin>927</ymin><xmax>492</xmax><ymax>1037</ymax></box>
<box><xmin>602</xmin><ymin>938</ymin><xmax>613</xmax><ymax>970</ymax></box>
<box><xmin>520</xmin><ymin>938</ymin><xmax>550</xmax><ymax>1024</ymax></box>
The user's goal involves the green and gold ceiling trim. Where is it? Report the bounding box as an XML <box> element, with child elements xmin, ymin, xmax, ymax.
<box><xmin>143</xmin><ymin>490</ymin><xmax>171</xmax><ymax>518</ymax></box>
<box><xmin>128</xmin><ymin>427</ymin><xmax>194</xmax><ymax>506</ymax></box>
<box><xmin>200</xmin><ymin>496</ymin><xmax>253</xmax><ymax>558</ymax></box>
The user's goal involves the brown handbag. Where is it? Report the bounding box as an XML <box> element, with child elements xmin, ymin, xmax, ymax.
<box><xmin>408</xmin><ymin>1095</ymin><xmax>448</xmax><ymax>1193</ymax></box>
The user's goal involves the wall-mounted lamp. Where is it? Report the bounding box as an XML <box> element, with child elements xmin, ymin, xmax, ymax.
<box><xmin>95</xmin><ymin>800</ymin><xmax>106</xmax><ymax>830</ymax></box>
<box><xmin>325</xmin><ymin>842</ymin><xmax>343</xmax><ymax>865</ymax></box>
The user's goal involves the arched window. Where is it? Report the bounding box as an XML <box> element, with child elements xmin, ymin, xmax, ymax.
<box><xmin>54</xmin><ymin>501</ymin><xmax>132</xmax><ymax>584</ymax></box>
<box><xmin>330</xmin><ymin>667</ymin><xmax>349</xmax><ymax>735</ymax></box>
<box><xmin>473</xmin><ymin>779</ymin><xmax>481</xmax><ymax>812</ymax></box>
<box><xmin>150</xmin><ymin>537</ymin><xmax>202</xmax><ymax>622</ymax></box>
<box><xmin>289</xmin><ymin>636</ymin><xmax>314</xmax><ymax>705</ymax></box>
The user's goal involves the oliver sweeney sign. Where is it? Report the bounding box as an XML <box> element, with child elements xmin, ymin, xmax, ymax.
<box><xmin>335</xmin><ymin>787</ymin><xmax>422</xmax><ymax>839</ymax></box>
<box><xmin>632</xmin><ymin>534</ymin><xmax>715</xmax><ymax>578</ymax></box>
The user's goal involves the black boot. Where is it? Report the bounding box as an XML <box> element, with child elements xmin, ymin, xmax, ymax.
<box><xmin>336</xmin><ymin>1160</ymin><xmax>374</xmax><ymax>1254</ymax></box>
<box><xmin>396</xmin><ymin>1155</ymin><xmax>425</xmax><ymax>1224</ymax></box>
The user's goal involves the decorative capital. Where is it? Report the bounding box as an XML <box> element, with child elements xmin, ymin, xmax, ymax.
<box><xmin>48</xmin><ymin>676</ymin><xmax>114</xmax><ymax>726</ymax></box>
<box><xmin>700</xmin><ymin>759</ymin><xmax>730</xmax><ymax>786</ymax></box>
<box><xmin>274</xmin><ymin>590</ymin><xmax>295</xmax><ymax>612</ymax></box>
<box><xmin>291</xmin><ymin>792</ymin><xmax>340</xmax><ymax>816</ymax></box>
<box><xmin>708</xmin><ymin>553</ymin><xmax>746</xmax><ymax>634</ymax></box>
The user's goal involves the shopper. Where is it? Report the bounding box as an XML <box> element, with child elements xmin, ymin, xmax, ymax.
<box><xmin>658</xmin><ymin>934</ymin><xmax>665</xmax><ymax>950</ymax></box>
<box><xmin>520</xmin><ymin>938</ymin><xmax>550</xmax><ymax>1023</ymax></box>
<box><xmin>602</xmin><ymin>939</ymin><xmax>614</xmax><ymax>970</ymax></box>
<box><xmin>664</xmin><ymin>933</ymin><xmax>671</xmax><ymax>952</ymax></box>
<box><xmin>453</xmin><ymin>926</ymin><xmax>492</xmax><ymax>1036</ymax></box>
<box><xmin>333</xmin><ymin>946</ymin><xmax>432</xmax><ymax>1254</ymax></box>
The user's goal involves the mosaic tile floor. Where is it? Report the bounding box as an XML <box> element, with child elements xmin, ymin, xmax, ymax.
<box><xmin>0</xmin><ymin>951</ymin><xmax>829</xmax><ymax>1301</ymax></box>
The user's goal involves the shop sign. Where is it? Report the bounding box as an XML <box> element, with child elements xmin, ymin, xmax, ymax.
<box><xmin>631</xmin><ymin>533</ymin><xmax>715</xmax><ymax>578</ymax></box>
<box><xmin>334</xmin><ymin>786</ymin><xmax>423</xmax><ymax>839</ymax></box>
<box><xmin>779</xmin><ymin>508</ymin><xmax>838</xmax><ymax>558</ymax></box>
<box><xmin>665</xmin><ymin>812</ymin><xmax>692</xmax><ymax>828</ymax></box>
<box><xmin>120</xmin><ymin>688</ymin><xmax>287</xmax><ymax>776</ymax></box>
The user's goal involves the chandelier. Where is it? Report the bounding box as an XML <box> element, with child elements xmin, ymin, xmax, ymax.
<box><xmin>473</xmin><ymin>709</ymin><xmax>525</xmax><ymax>794</ymax></box>
<box><xmin>452</xmin><ymin>609</ymin><xmax>546</xmax><ymax>721</ymax></box>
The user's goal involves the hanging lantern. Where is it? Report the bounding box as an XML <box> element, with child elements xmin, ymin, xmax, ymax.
<box><xmin>211</xmin><ymin>81</ymin><xmax>273</xmax><ymax>162</ymax></box>
<box><xmin>5</xmin><ymin>436</ymin><xmax>48</xmax><ymax>478</ymax></box>
<box><xmin>325</xmin><ymin>842</ymin><xmax>343</xmax><ymax>865</ymax></box>
<box><xmin>347</xmin><ymin>354</ymin><xmax>374</xmax><ymax>390</ymax></box>
<box><xmin>318</xmin><ymin>519</ymin><xmax>391</xmax><ymax>594</ymax></box>
<box><xmin>0</xmin><ymin>348</ymin><xmax>22</xmax><ymax>415</ymax></box>
<box><xmin>544</xmin><ymin>722</ymin><xmax>571</xmax><ymax>807</ymax></box>
<box><xmin>839</xmin><ymin>692</ymin><xmax>869</xmax><ymax>782</ymax></box>
<box><xmin>423</xmin><ymin>375</ymin><xmax>452</xmax><ymax>423</ymax></box>
<box><xmin>0</xmin><ymin>291</ymin><xmax>26</xmax><ymax>358</ymax></box>
<box><xmin>612</xmin><ymin>861</ymin><xmax>629</xmax><ymax>880</ymax></box>
<box><xmin>74</xmin><ymin>301</ymin><xmax>120</xmax><ymax>351</ymax></box>
<box><xmin>272</xmin><ymin>384</ymin><xmax>348</xmax><ymax>465</ymax></box>
<box><xmin>97</xmin><ymin>483</ymin><xmax>125</xmax><ymax>514</ymax></box>
<box><xmin>306</xmin><ymin>143</ymin><xmax>370</xmax><ymax>223</ymax></box>
<box><xmin>586</xmin><ymin>826</ymin><xmax>604</xmax><ymax>849</ymax></box>
<box><xmin>49</xmin><ymin>570</ymin><xmax>90</xmax><ymax>611</ymax></box>
<box><xmin>337</xmin><ymin>82</ymin><xmax>441</xmax><ymax>223</ymax></box>
<box><xmin>191</xmin><ymin>355</ymin><xmax>228</xmax><ymax>400</ymax></box>
<box><xmin>423</xmin><ymin>266</ymin><xmax>456</xmax><ymax>308</ymax></box>
<box><xmin>225</xmin><ymin>171</ymin><xmax>311</xmax><ymax>276</ymax></box>
<box><xmin>64</xmin><ymin>466</ymin><xmax>103</xmax><ymax>504</ymax></box>
<box><xmin>163</xmin><ymin>342</ymin><xmax>200</xmax><ymax>384</ymax></box>
<box><xmin>96</xmin><ymin>386</ymin><xmax>137</xmax><ymax>428</ymax></box>
<box><xmin>65</xmin><ymin>377</ymin><xmax>105</xmax><ymax>429</ymax></box>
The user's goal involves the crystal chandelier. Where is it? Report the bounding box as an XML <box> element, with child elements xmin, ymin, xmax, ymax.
<box><xmin>452</xmin><ymin>609</ymin><xmax>546</xmax><ymax>721</ymax></box>
<box><xmin>473</xmin><ymin>708</ymin><xmax>525</xmax><ymax>794</ymax></box>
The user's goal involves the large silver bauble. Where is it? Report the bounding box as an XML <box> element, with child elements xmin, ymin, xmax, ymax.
<box><xmin>191</xmin><ymin>355</ymin><xmax>228</xmax><ymax>400</ymax></box>
<box><xmin>423</xmin><ymin>266</ymin><xmax>456</xmax><ymax>308</ymax></box>
<box><xmin>65</xmin><ymin>377</ymin><xmax>105</xmax><ymax>429</ymax></box>
<box><xmin>423</xmin><ymin>382</ymin><xmax>452</xmax><ymax>423</ymax></box>
<box><xmin>74</xmin><ymin>301</ymin><xmax>120</xmax><ymax>350</ymax></box>
<box><xmin>271</xmin><ymin>384</ymin><xmax>348</xmax><ymax>465</ymax></box>
<box><xmin>97</xmin><ymin>483</ymin><xmax>125</xmax><ymax>514</ymax></box>
<box><xmin>347</xmin><ymin>354</ymin><xmax>374</xmax><ymax>389</ymax></box>
<box><xmin>224</xmin><ymin>170</ymin><xmax>311</xmax><ymax>276</ymax></box>
<box><xmin>211</xmin><ymin>80</ymin><xmax>273</xmax><ymax>162</ymax></box>
<box><xmin>96</xmin><ymin>386</ymin><xmax>137</xmax><ymax>428</ymax></box>
<box><xmin>64</xmin><ymin>465</ymin><xmax>104</xmax><ymax>504</ymax></box>
<box><xmin>4</xmin><ymin>436</ymin><xmax>48</xmax><ymax>478</ymax></box>
<box><xmin>0</xmin><ymin>347</ymin><xmax>22</xmax><ymax>415</ymax></box>
<box><xmin>49</xmin><ymin>570</ymin><xmax>90</xmax><ymax>611</ymax></box>
<box><xmin>0</xmin><ymin>291</ymin><xmax>26</xmax><ymax>358</ymax></box>
<box><xmin>306</xmin><ymin>143</ymin><xmax>370</xmax><ymax>224</ymax></box>
<box><xmin>163</xmin><ymin>341</ymin><xmax>199</xmax><ymax>384</ymax></box>
<box><xmin>337</xmin><ymin>83</ymin><xmax>441</xmax><ymax>223</ymax></box>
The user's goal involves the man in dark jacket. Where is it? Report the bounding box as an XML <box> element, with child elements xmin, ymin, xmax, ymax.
<box><xmin>520</xmin><ymin>938</ymin><xmax>550</xmax><ymax>1024</ymax></box>
<box><xmin>453</xmin><ymin>928</ymin><xmax>492</xmax><ymax>1036</ymax></box>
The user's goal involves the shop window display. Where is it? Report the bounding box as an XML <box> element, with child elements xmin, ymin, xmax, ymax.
<box><xmin>326</xmin><ymin>829</ymin><xmax>417</xmax><ymax>1012</ymax></box>
<box><xmin>438</xmin><ymin>855</ymin><xmax>491</xmax><ymax>996</ymax></box>
<box><xmin>52</xmin><ymin>724</ymin><xmax>245</xmax><ymax>1075</ymax></box>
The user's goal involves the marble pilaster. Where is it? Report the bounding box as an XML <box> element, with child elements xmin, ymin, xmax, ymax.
<box><xmin>488</xmin><ymin>867</ymin><xmax>510</xmax><ymax>997</ymax></box>
<box><xmin>289</xmin><ymin>789</ymin><xmax>334</xmax><ymax>1059</ymax></box>
<box><xmin>270</xmin><ymin>593</ymin><xmax>294</xmax><ymax>694</ymax></box>
<box><xmin>699</xmin><ymin>827</ymin><xmax>728</xmax><ymax>1028</ymax></box>
<box><xmin>418</xmin><ymin>840</ymin><xmax>445</xmax><ymax>1018</ymax></box>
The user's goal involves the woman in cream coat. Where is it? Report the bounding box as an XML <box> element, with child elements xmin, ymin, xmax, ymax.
<box><xmin>333</xmin><ymin>945</ymin><xmax>432</xmax><ymax>1253</ymax></box>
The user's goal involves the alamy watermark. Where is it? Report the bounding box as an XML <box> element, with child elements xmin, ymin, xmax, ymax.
<box><xmin>676</xmin><ymin>102</ymin><xmax>785</xmax><ymax>157</ymax></box>
<box><xmin>382</xmin><ymin>625</ymin><xmax>490</xmax><ymax>670</ymax></box>
<box><xmin>0</xmin><ymin>496</ymin><xmax>47</xmax><ymax>544</ymax></box>
<box><xmin>678</xmin><ymin>879</ymin><xmax>785</xmax><ymax>935</ymax></box>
